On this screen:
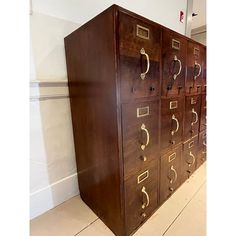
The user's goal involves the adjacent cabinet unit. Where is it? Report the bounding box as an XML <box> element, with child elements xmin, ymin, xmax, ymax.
<box><xmin>64</xmin><ymin>5</ymin><xmax>206</xmax><ymax>236</ymax></box>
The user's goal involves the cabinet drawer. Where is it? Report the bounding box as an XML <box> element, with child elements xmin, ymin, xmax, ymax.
<box><xmin>181</xmin><ymin>136</ymin><xmax>198</xmax><ymax>183</ymax></box>
<box><xmin>122</xmin><ymin>101</ymin><xmax>159</xmax><ymax>179</ymax></box>
<box><xmin>183</xmin><ymin>95</ymin><xmax>201</xmax><ymax>141</ymax></box>
<box><xmin>119</xmin><ymin>12</ymin><xmax>161</xmax><ymax>60</ymax></box>
<box><xmin>124</xmin><ymin>160</ymin><xmax>158</xmax><ymax>235</ymax></box>
<box><xmin>161</xmin><ymin>29</ymin><xmax>187</xmax><ymax>97</ymax></box>
<box><xmin>122</xmin><ymin>119</ymin><xmax>158</xmax><ymax>179</ymax></box>
<box><xmin>200</xmin><ymin>94</ymin><xmax>207</xmax><ymax>132</ymax></box>
<box><xmin>160</xmin><ymin>97</ymin><xmax>184</xmax><ymax>153</ymax></box>
<box><xmin>160</xmin><ymin>145</ymin><xmax>182</xmax><ymax>204</ymax></box>
<box><xmin>186</xmin><ymin>42</ymin><xmax>204</xmax><ymax>95</ymax></box>
<box><xmin>197</xmin><ymin>131</ymin><xmax>207</xmax><ymax>168</ymax></box>
<box><xmin>119</xmin><ymin>12</ymin><xmax>161</xmax><ymax>102</ymax></box>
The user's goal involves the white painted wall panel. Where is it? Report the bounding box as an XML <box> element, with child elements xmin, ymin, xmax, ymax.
<box><xmin>32</xmin><ymin>0</ymin><xmax>187</xmax><ymax>34</ymax></box>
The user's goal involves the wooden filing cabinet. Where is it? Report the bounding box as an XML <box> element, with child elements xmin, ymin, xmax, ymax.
<box><xmin>64</xmin><ymin>5</ymin><xmax>207</xmax><ymax>236</ymax></box>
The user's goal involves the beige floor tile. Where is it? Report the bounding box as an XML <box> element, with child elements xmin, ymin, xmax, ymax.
<box><xmin>163</xmin><ymin>183</ymin><xmax>206</xmax><ymax>236</ymax></box>
<box><xmin>78</xmin><ymin>219</ymin><xmax>115</xmax><ymax>236</ymax></box>
<box><xmin>30</xmin><ymin>196</ymin><xmax>98</xmax><ymax>236</ymax></box>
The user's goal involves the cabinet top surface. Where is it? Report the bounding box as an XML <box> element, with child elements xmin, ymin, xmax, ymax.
<box><xmin>65</xmin><ymin>4</ymin><xmax>206</xmax><ymax>48</ymax></box>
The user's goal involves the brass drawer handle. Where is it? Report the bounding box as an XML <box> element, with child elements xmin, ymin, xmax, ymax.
<box><xmin>140</xmin><ymin>48</ymin><xmax>150</xmax><ymax>80</ymax></box>
<box><xmin>169</xmin><ymin>165</ymin><xmax>178</xmax><ymax>184</ymax></box>
<box><xmin>141</xmin><ymin>186</ymin><xmax>150</xmax><ymax>209</ymax></box>
<box><xmin>188</xmin><ymin>151</ymin><xmax>196</xmax><ymax>166</ymax></box>
<box><xmin>171</xmin><ymin>114</ymin><xmax>179</xmax><ymax>136</ymax></box>
<box><xmin>141</xmin><ymin>124</ymin><xmax>150</xmax><ymax>150</ymax></box>
<box><xmin>191</xmin><ymin>108</ymin><xmax>198</xmax><ymax>126</ymax></box>
<box><xmin>173</xmin><ymin>55</ymin><xmax>182</xmax><ymax>80</ymax></box>
<box><xmin>194</xmin><ymin>61</ymin><xmax>202</xmax><ymax>80</ymax></box>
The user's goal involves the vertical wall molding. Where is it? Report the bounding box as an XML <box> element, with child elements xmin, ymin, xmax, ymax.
<box><xmin>185</xmin><ymin>0</ymin><xmax>193</xmax><ymax>37</ymax></box>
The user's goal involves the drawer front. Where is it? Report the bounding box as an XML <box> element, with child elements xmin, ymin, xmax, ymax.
<box><xmin>124</xmin><ymin>160</ymin><xmax>158</xmax><ymax>235</ymax></box>
<box><xmin>160</xmin><ymin>146</ymin><xmax>182</xmax><ymax>204</ymax></box>
<box><xmin>186</xmin><ymin>42</ymin><xmax>204</xmax><ymax>95</ymax></box>
<box><xmin>119</xmin><ymin>12</ymin><xmax>161</xmax><ymax>102</ymax></box>
<box><xmin>122</xmin><ymin>101</ymin><xmax>159</xmax><ymax>179</ymax></box>
<box><xmin>161</xmin><ymin>29</ymin><xmax>187</xmax><ymax>97</ymax></box>
<box><xmin>181</xmin><ymin>136</ymin><xmax>198</xmax><ymax>182</ymax></box>
<box><xmin>200</xmin><ymin>94</ymin><xmax>207</xmax><ymax>132</ymax></box>
<box><xmin>197</xmin><ymin>131</ymin><xmax>207</xmax><ymax>168</ymax></box>
<box><xmin>183</xmin><ymin>95</ymin><xmax>201</xmax><ymax>141</ymax></box>
<box><xmin>160</xmin><ymin>97</ymin><xmax>184</xmax><ymax>152</ymax></box>
<box><xmin>122</xmin><ymin>120</ymin><xmax>158</xmax><ymax>180</ymax></box>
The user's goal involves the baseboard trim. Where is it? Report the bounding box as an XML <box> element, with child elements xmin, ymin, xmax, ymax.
<box><xmin>30</xmin><ymin>173</ymin><xmax>79</xmax><ymax>219</ymax></box>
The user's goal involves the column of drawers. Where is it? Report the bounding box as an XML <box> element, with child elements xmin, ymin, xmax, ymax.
<box><xmin>160</xmin><ymin>29</ymin><xmax>186</xmax><ymax>203</ymax></box>
<box><xmin>119</xmin><ymin>12</ymin><xmax>161</xmax><ymax>235</ymax></box>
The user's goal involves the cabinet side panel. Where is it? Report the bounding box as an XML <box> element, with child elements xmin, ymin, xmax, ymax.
<box><xmin>64</xmin><ymin>7</ymin><xmax>123</xmax><ymax>236</ymax></box>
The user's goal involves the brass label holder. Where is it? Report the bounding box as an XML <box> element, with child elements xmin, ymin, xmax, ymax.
<box><xmin>137</xmin><ymin>106</ymin><xmax>150</xmax><ymax>118</ymax></box>
<box><xmin>137</xmin><ymin>170</ymin><xmax>149</xmax><ymax>184</ymax></box>
<box><xmin>172</xmin><ymin>39</ymin><xmax>180</xmax><ymax>50</ymax></box>
<box><xmin>170</xmin><ymin>101</ymin><xmax>178</xmax><ymax>109</ymax></box>
<box><xmin>136</xmin><ymin>25</ymin><xmax>150</xmax><ymax>40</ymax></box>
<box><xmin>168</xmin><ymin>152</ymin><xmax>176</xmax><ymax>162</ymax></box>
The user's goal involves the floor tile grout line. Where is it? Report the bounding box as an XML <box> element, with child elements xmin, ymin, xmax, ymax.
<box><xmin>161</xmin><ymin>180</ymin><xmax>206</xmax><ymax>236</ymax></box>
<box><xmin>73</xmin><ymin>218</ymin><xmax>99</xmax><ymax>236</ymax></box>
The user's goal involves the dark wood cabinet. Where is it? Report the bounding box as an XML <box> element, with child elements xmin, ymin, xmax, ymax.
<box><xmin>64</xmin><ymin>5</ymin><xmax>206</xmax><ymax>236</ymax></box>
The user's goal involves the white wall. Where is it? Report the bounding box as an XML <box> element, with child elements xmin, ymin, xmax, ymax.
<box><xmin>30</xmin><ymin>0</ymin><xmax>188</xmax><ymax>219</ymax></box>
<box><xmin>192</xmin><ymin>0</ymin><xmax>206</xmax><ymax>29</ymax></box>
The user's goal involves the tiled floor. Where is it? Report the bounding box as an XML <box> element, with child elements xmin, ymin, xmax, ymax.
<box><xmin>30</xmin><ymin>163</ymin><xmax>206</xmax><ymax>236</ymax></box>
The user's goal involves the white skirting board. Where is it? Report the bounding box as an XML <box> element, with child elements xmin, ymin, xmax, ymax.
<box><xmin>30</xmin><ymin>173</ymin><xmax>79</xmax><ymax>219</ymax></box>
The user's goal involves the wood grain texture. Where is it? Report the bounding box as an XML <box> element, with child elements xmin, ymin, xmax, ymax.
<box><xmin>160</xmin><ymin>145</ymin><xmax>182</xmax><ymax>204</ymax></box>
<box><xmin>119</xmin><ymin>12</ymin><xmax>161</xmax><ymax>102</ymax></box>
<box><xmin>186</xmin><ymin>42</ymin><xmax>204</xmax><ymax>95</ymax></box>
<box><xmin>161</xmin><ymin>29</ymin><xmax>187</xmax><ymax>97</ymax></box>
<box><xmin>181</xmin><ymin>135</ymin><xmax>198</xmax><ymax>183</ymax></box>
<box><xmin>160</xmin><ymin>97</ymin><xmax>184</xmax><ymax>154</ymax></box>
<box><xmin>183</xmin><ymin>95</ymin><xmax>201</xmax><ymax>141</ymax></box>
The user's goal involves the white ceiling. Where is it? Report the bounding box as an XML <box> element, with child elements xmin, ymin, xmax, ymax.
<box><xmin>192</xmin><ymin>0</ymin><xmax>206</xmax><ymax>29</ymax></box>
